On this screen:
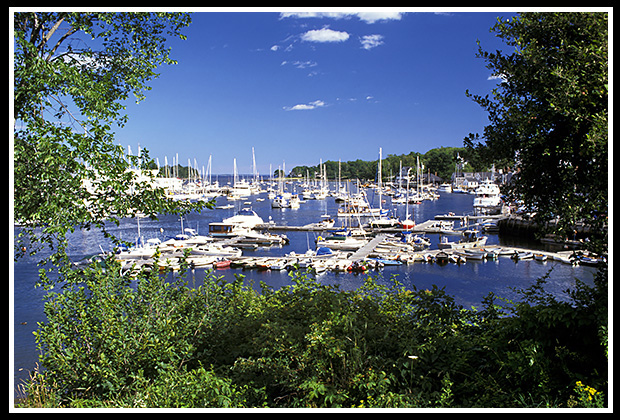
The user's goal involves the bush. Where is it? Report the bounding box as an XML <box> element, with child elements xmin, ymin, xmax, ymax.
<box><xmin>22</xmin><ymin>259</ymin><xmax>607</xmax><ymax>408</ymax></box>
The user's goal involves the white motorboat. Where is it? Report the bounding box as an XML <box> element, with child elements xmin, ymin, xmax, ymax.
<box><xmin>438</xmin><ymin>183</ymin><xmax>452</xmax><ymax>193</ymax></box>
<box><xmin>236</xmin><ymin>229</ymin><xmax>289</xmax><ymax>246</ymax></box>
<box><xmin>437</xmin><ymin>230</ymin><xmax>488</xmax><ymax>250</ymax></box>
<box><xmin>511</xmin><ymin>251</ymin><xmax>534</xmax><ymax>260</ymax></box>
<box><xmin>316</xmin><ymin>234</ymin><xmax>368</xmax><ymax>251</ymax></box>
<box><xmin>208</xmin><ymin>207</ymin><xmax>264</xmax><ymax>238</ymax></box>
<box><xmin>192</xmin><ymin>243</ymin><xmax>242</xmax><ymax>258</ymax></box>
<box><xmin>222</xmin><ymin>208</ymin><xmax>263</xmax><ymax>228</ymax></box>
<box><xmin>457</xmin><ymin>249</ymin><xmax>487</xmax><ymax>260</ymax></box>
<box><xmin>473</xmin><ymin>179</ymin><xmax>503</xmax><ymax>215</ymax></box>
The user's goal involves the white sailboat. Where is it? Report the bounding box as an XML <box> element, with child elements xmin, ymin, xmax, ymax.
<box><xmin>369</xmin><ymin>148</ymin><xmax>400</xmax><ymax>228</ymax></box>
<box><xmin>400</xmin><ymin>167</ymin><xmax>415</xmax><ymax>230</ymax></box>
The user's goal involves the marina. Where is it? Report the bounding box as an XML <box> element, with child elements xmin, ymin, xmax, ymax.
<box><xmin>13</xmin><ymin>174</ymin><xmax>602</xmax><ymax>388</ymax></box>
<box><xmin>64</xmin><ymin>168</ymin><xmax>602</xmax><ymax>278</ymax></box>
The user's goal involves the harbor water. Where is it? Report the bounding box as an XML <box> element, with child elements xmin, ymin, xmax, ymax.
<box><xmin>12</xmin><ymin>181</ymin><xmax>598</xmax><ymax>388</ymax></box>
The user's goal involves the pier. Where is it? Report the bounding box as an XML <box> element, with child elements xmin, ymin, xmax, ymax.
<box><xmin>255</xmin><ymin>218</ymin><xmax>479</xmax><ymax>235</ymax></box>
<box><xmin>347</xmin><ymin>234</ymin><xmax>388</xmax><ymax>261</ymax></box>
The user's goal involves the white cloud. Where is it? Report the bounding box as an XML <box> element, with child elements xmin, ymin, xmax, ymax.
<box><xmin>280</xmin><ymin>12</ymin><xmax>405</xmax><ymax>24</ymax></box>
<box><xmin>291</xmin><ymin>60</ymin><xmax>318</xmax><ymax>69</ymax></box>
<box><xmin>355</xmin><ymin>12</ymin><xmax>404</xmax><ymax>23</ymax></box>
<box><xmin>270</xmin><ymin>45</ymin><xmax>280</xmax><ymax>51</ymax></box>
<box><xmin>360</xmin><ymin>34</ymin><xmax>384</xmax><ymax>50</ymax></box>
<box><xmin>301</xmin><ymin>28</ymin><xmax>350</xmax><ymax>43</ymax></box>
<box><xmin>284</xmin><ymin>99</ymin><xmax>326</xmax><ymax>111</ymax></box>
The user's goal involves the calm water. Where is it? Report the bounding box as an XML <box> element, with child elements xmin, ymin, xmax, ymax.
<box><xmin>12</xmin><ymin>181</ymin><xmax>598</xmax><ymax>388</ymax></box>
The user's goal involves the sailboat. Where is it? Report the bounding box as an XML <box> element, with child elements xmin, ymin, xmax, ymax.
<box><xmin>369</xmin><ymin>148</ymin><xmax>400</xmax><ymax>228</ymax></box>
<box><xmin>400</xmin><ymin>167</ymin><xmax>415</xmax><ymax>230</ymax></box>
<box><xmin>271</xmin><ymin>163</ymin><xmax>290</xmax><ymax>208</ymax></box>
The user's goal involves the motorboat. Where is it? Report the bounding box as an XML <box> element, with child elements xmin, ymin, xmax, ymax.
<box><xmin>473</xmin><ymin>179</ymin><xmax>503</xmax><ymax>215</ymax></box>
<box><xmin>192</xmin><ymin>243</ymin><xmax>242</xmax><ymax>258</ymax></box>
<box><xmin>437</xmin><ymin>183</ymin><xmax>452</xmax><ymax>193</ymax></box>
<box><xmin>577</xmin><ymin>255</ymin><xmax>605</xmax><ymax>267</ymax></box>
<box><xmin>235</xmin><ymin>229</ymin><xmax>289</xmax><ymax>246</ymax></box>
<box><xmin>511</xmin><ymin>251</ymin><xmax>534</xmax><ymax>260</ymax></box>
<box><xmin>437</xmin><ymin>230</ymin><xmax>488</xmax><ymax>250</ymax></box>
<box><xmin>316</xmin><ymin>234</ymin><xmax>368</xmax><ymax>251</ymax></box>
<box><xmin>483</xmin><ymin>247</ymin><xmax>513</xmax><ymax>258</ymax></box>
<box><xmin>458</xmin><ymin>249</ymin><xmax>487</xmax><ymax>260</ymax></box>
<box><xmin>213</xmin><ymin>258</ymin><xmax>232</xmax><ymax>269</ymax></box>
<box><xmin>208</xmin><ymin>207</ymin><xmax>264</xmax><ymax>238</ymax></box>
<box><xmin>369</xmin><ymin>216</ymin><xmax>401</xmax><ymax>229</ymax></box>
<box><xmin>222</xmin><ymin>208</ymin><xmax>263</xmax><ymax>228</ymax></box>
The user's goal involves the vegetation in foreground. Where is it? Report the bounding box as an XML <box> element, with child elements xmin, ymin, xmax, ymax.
<box><xmin>17</xmin><ymin>259</ymin><xmax>607</xmax><ymax>409</ymax></box>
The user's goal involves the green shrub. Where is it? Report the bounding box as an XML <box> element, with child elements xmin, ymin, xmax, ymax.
<box><xmin>25</xmin><ymin>258</ymin><xmax>607</xmax><ymax>408</ymax></box>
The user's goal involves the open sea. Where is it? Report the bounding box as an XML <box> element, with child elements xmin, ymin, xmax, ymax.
<box><xmin>12</xmin><ymin>179</ymin><xmax>598</xmax><ymax>390</ymax></box>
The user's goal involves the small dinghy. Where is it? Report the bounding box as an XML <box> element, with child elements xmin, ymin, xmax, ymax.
<box><xmin>511</xmin><ymin>251</ymin><xmax>533</xmax><ymax>261</ymax></box>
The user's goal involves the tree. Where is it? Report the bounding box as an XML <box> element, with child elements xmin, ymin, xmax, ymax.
<box><xmin>13</xmin><ymin>12</ymin><xmax>207</xmax><ymax>281</ymax></box>
<box><xmin>464</xmin><ymin>12</ymin><xmax>608</xmax><ymax>253</ymax></box>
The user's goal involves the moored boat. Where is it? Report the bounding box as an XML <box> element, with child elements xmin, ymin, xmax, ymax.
<box><xmin>435</xmin><ymin>251</ymin><xmax>450</xmax><ymax>265</ymax></box>
<box><xmin>437</xmin><ymin>230</ymin><xmax>488</xmax><ymax>250</ymax></box>
<box><xmin>511</xmin><ymin>251</ymin><xmax>533</xmax><ymax>260</ymax></box>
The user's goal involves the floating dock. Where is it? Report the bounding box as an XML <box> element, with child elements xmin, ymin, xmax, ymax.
<box><xmin>255</xmin><ymin>218</ymin><xmax>470</xmax><ymax>235</ymax></box>
<box><xmin>347</xmin><ymin>234</ymin><xmax>388</xmax><ymax>261</ymax></box>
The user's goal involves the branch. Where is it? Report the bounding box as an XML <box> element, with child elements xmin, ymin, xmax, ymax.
<box><xmin>49</xmin><ymin>94</ymin><xmax>91</xmax><ymax>137</ymax></box>
<box><xmin>37</xmin><ymin>14</ymin><xmax>66</xmax><ymax>52</ymax></box>
<box><xmin>46</xmin><ymin>25</ymin><xmax>79</xmax><ymax>62</ymax></box>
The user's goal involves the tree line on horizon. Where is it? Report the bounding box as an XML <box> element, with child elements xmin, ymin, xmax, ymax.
<box><xmin>289</xmin><ymin>146</ymin><xmax>486</xmax><ymax>183</ymax></box>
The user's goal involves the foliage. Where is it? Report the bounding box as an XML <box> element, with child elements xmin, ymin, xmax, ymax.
<box><xmin>13</xmin><ymin>12</ymin><xmax>210</xmax><ymax>286</ymax></box>
<box><xmin>20</xmin><ymin>264</ymin><xmax>607</xmax><ymax>408</ymax></box>
<box><xmin>290</xmin><ymin>147</ymin><xmax>478</xmax><ymax>183</ymax></box>
<box><xmin>464</xmin><ymin>12</ymin><xmax>608</xmax><ymax>253</ymax></box>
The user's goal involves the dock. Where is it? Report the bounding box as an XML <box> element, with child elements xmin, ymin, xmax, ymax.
<box><xmin>347</xmin><ymin>234</ymin><xmax>388</xmax><ymax>261</ymax></box>
<box><xmin>255</xmin><ymin>219</ymin><xmax>472</xmax><ymax>235</ymax></box>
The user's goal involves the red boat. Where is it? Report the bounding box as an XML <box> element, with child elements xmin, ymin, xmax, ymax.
<box><xmin>213</xmin><ymin>259</ymin><xmax>231</xmax><ymax>269</ymax></box>
<box><xmin>347</xmin><ymin>260</ymin><xmax>368</xmax><ymax>272</ymax></box>
<box><xmin>400</xmin><ymin>219</ymin><xmax>415</xmax><ymax>230</ymax></box>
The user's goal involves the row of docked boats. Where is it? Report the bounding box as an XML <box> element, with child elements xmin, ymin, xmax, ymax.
<box><xmin>74</xmin><ymin>196</ymin><xmax>602</xmax><ymax>277</ymax></box>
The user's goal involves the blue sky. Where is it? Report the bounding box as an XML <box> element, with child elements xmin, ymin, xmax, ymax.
<box><xmin>115</xmin><ymin>9</ymin><xmax>516</xmax><ymax>175</ymax></box>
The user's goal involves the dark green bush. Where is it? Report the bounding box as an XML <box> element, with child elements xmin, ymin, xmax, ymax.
<box><xmin>23</xmin><ymin>259</ymin><xmax>607</xmax><ymax>408</ymax></box>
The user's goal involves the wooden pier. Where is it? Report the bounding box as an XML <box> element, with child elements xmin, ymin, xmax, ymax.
<box><xmin>347</xmin><ymin>234</ymin><xmax>387</xmax><ymax>261</ymax></box>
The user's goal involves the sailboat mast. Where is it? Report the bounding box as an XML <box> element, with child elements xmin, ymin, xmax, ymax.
<box><xmin>233</xmin><ymin>158</ymin><xmax>238</xmax><ymax>187</ymax></box>
<box><xmin>378</xmin><ymin>147</ymin><xmax>382</xmax><ymax>213</ymax></box>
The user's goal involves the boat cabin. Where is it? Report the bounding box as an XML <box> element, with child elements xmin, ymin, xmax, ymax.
<box><xmin>208</xmin><ymin>222</ymin><xmax>236</xmax><ymax>238</ymax></box>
